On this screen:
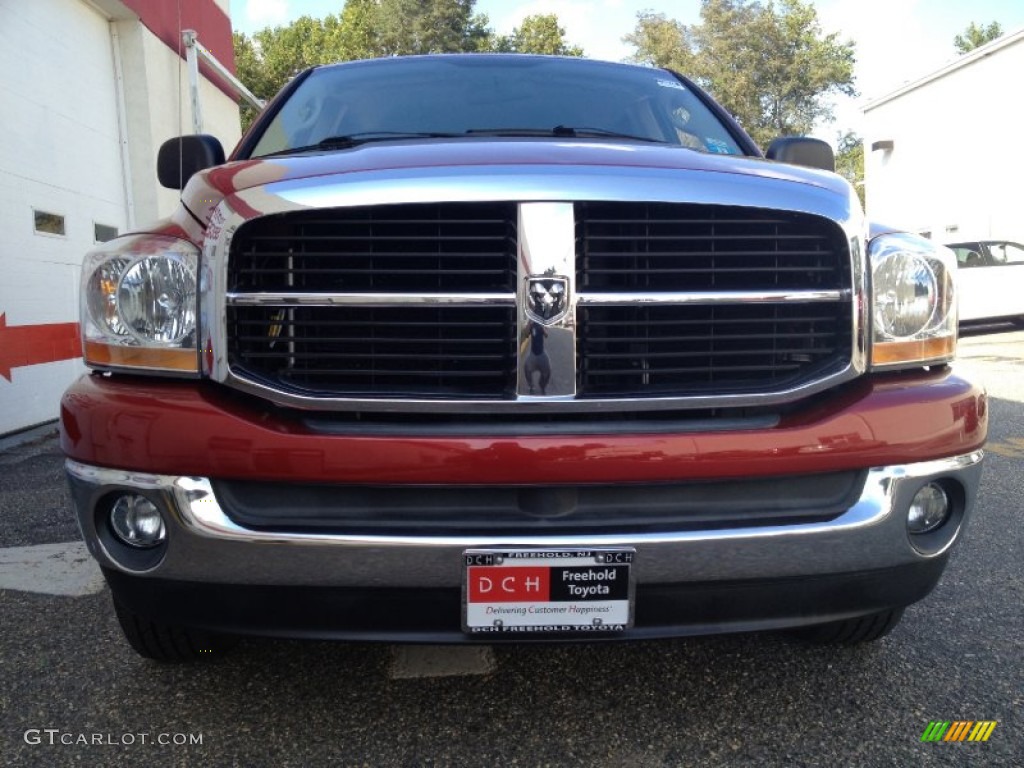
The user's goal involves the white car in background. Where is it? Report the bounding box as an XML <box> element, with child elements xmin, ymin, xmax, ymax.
<box><xmin>947</xmin><ymin>240</ymin><xmax>1024</xmax><ymax>326</ymax></box>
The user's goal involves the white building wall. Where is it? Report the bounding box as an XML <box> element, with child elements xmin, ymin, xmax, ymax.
<box><xmin>0</xmin><ymin>0</ymin><xmax>125</xmax><ymax>435</ymax></box>
<box><xmin>863</xmin><ymin>31</ymin><xmax>1024</xmax><ymax>244</ymax></box>
<box><xmin>0</xmin><ymin>0</ymin><xmax>240</xmax><ymax>436</ymax></box>
<box><xmin>114</xmin><ymin>20</ymin><xmax>242</xmax><ymax>226</ymax></box>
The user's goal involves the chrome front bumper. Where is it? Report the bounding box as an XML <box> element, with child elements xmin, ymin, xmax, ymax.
<box><xmin>67</xmin><ymin>452</ymin><xmax>985</xmax><ymax>588</ymax></box>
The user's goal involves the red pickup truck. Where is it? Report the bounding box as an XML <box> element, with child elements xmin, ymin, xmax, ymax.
<box><xmin>61</xmin><ymin>55</ymin><xmax>985</xmax><ymax>661</ymax></box>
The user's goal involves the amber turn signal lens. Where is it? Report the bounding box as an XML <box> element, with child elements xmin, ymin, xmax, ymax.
<box><xmin>84</xmin><ymin>341</ymin><xmax>198</xmax><ymax>373</ymax></box>
<box><xmin>871</xmin><ymin>337</ymin><xmax>956</xmax><ymax>367</ymax></box>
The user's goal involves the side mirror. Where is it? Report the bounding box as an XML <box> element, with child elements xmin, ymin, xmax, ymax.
<box><xmin>157</xmin><ymin>135</ymin><xmax>226</xmax><ymax>189</ymax></box>
<box><xmin>765</xmin><ymin>137</ymin><xmax>835</xmax><ymax>173</ymax></box>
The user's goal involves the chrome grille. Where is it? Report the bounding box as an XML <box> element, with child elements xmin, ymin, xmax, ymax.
<box><xmin>225</xmin><ymin>200</ymin><xmax>854</xmax><ymax>406</ymax></box>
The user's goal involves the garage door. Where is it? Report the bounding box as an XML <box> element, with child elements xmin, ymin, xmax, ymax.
<box><xmin>0</xmin><ymin>0</ymin><xmax>128</xmax><ymax>435</ymax></box>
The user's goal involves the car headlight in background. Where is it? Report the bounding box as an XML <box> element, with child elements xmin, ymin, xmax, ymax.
<box><xmin>81</xmin><ymin>235</ymin><xmax>200</xmax><ymax>374</ymax></box>
<box><xmin>869</xmin><ymin>233</ymin><xmax>957</xmax><ymax>368</ymax></box>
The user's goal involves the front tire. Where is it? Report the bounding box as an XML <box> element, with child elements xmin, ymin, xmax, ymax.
<box><xmin>113</xmin><ymin>596</ymin><xmax>238</xmax><ymax>662</ymax></box>
<box><xmin>792</xmin><ymin>608</ymin><xmax>905</xmax><ymax>644</ymax></box>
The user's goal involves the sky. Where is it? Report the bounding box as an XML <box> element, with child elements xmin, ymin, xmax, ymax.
<box><xmin>230</xmin><ymin>0</ymin><xmax>1024</xmax><ymax>139</ymax></box>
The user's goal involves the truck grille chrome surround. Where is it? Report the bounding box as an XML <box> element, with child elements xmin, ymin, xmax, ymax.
<box><xmin>218</xmin><ymin>188</ymin><xmax>863</xmax><ymax>413</ymax></box>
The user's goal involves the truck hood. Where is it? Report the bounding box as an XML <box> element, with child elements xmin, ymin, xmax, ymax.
<box><xmin>178</xmin><ymin>138</ymin><xmax>853</xmax><ymax>231</ymax></box>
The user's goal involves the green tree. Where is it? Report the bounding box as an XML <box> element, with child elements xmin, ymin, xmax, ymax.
<box><xmin>624</xmin><ymin>0</ymin><xmax>856</xmax><ymax>148</ymax></box>
<box><xmin>954</xmin><ymin>21</ymin><xmax>1003</xmax><ymax>54</ymax></box>
<box><xmin>835</xmin><ymin>131</ymin><xmax>865</xmax><ymax>209</ymax></box>
<box><xmin>336</xmin><ymin>0</ymin><xmax>491</xmax><ymax>58</ymax></box>
<box><xmin>234</xmin><ymin>1</ymin><xmax>494</xmax><ymax>130</ymax></box>
<box><xmin>234</xmin><ymin>15</ymin><xmax>346</xmax><ymax>129</ymax></box>
<box><xmin>489</xmin><ymin>14</ymin><xmax>584</xmax><ymax>56</ymax></box>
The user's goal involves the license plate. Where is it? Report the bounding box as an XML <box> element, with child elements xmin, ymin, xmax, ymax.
<box><xmin>462</xmin><ymin>549</ymin><xmax>634</xmax><ymax>635</ymax></box>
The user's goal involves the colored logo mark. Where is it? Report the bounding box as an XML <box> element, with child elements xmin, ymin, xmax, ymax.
<box><xmin>921</xmin><ymin>721</ymin><xmax>997</xmax><ymax>742</ymax></box>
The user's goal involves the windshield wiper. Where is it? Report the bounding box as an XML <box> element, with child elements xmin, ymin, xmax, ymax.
<box><xmin>465</xmin><ymin>126</ymin><xmax>666</xmax><ymax>143</ymax></box>
<box><xmin>259</xmin><ymin>132</ymin><xmax>461</xmax><ymax>158</ymax></box>
<box><xmin>258</xmin><ymin>127</ymin><xmax>668</xmax><ymax>158</ymax></box>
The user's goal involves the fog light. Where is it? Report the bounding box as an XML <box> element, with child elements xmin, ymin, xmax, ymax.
<box><xmin>907</xmin><ymin>483</ymin><xmax>950</xmax><ymax>534</ymax></box>
<box><xmin>110</xmin><ymin>495</ymin><xmax>166</xmax><ymax>548</ymax></box>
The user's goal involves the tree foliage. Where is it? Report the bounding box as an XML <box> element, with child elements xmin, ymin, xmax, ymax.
<box><xmin>624</xmin><ymin>0</ymin><xmax>856</xmax><ymax>148</ymax></box>
<box><xmin>954</xmin><ymin>21</ymin><xmax>1003</xmax><ymax>54</ymax></box>
<box><xmin>234</xmin><ymin>15</ymin><xmax>347</xmax><ymax>129</ymax></box>
<box><xmin>835</xmin><ymin>131</ymin><xmax>865</xmax><ymax>210</ymax></box>
<box><xmin>234</xmin><ymin>2</ymin><xmax>582</xmax><ymax>130</ymax></box>
<box><xmin>336</xmin><ymin>0</ymin><xmax>490</xmax><ymax>59</ymax></box>
<box><xmin>489</xmin><ymin>14</ymin><xmax>584</xmax><ymax>56</ymax></box>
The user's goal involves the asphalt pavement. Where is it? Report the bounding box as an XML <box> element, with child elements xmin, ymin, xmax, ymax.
<box><xmin>1</xmin><ymin>328</ymin><xmax>1022</xmax><ymax>767</ymax></box>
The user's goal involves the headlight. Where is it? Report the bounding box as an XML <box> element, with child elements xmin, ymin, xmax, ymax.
<box><xmin>869</xmin><ymin>233</ymin><xmax>956</xmax><ymax>368</ymax></box>
<box><xmin>118</xmin><ymin>256</ymin><xmax>197</xmax><ymax>344</ymax></box>
<box><xmin>81</xmin><ymin>235</ymin><xmax>200</xmax><ymax>374</ymax></box>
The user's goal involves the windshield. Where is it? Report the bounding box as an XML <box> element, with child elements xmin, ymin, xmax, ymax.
<box><xmin>248</xmin><ymin>56</ymin><xmax>747</xmax><ymax>158</ymax></box>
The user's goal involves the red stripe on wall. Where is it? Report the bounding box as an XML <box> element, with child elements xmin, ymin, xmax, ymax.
<box><xmin>121</xmin><ymin>0</ymin><xmax>238</xmax><ymax>102</ymax></box>
<box><xmin>0</xmin><ymin>314</ymin><xmax>81</xmax><ymax>382</ymax></box>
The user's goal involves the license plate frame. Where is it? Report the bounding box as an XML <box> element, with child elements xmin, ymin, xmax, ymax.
<box><xmin>462</xmin><ymin>548</ymin><xmax>635</xmax><ymax>635</ymax></box>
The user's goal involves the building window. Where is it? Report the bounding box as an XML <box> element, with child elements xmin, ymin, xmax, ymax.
<box><xmin>94</xmin><ymin>223</ymin><xmax>119</xmax><ymax>243</ymax></box>
<box><xmin>33</xmin><ymin>209</ymin><xmax>66</xmax><ymax>236</ymax></box>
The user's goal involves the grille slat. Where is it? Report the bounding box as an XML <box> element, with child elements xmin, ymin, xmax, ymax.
<box><xmin>235</xmin><ymin>268</ymin><xmax>510</xmax><ymax>277</ymax></box>
<box><xmin>281</xmin><ymin>369</ymin><xmax>509</xmax><ymax>378</ymax></box>
<box><xmin>584</xmin><ymin>333</ymin><xmax>837</xmax><ymax>343</ymax></box>
<box><xmin>241</xmin><ymin>351</ymin><xmax>508</xmax><ymax>361</ymax></box>
<box><xmin>581</xmin><ymin>238</ymin><xmax>832</xmax><ymax>245</ymax></box>
<box><xmin>236</xmin><ymin>251</ymin><xmax>507</xmax><ymax>261</ymax></box>
<box><xmin>583</xmin><ymin>365</ymin><xmax>804</xmax><ymax>376</ymax></box>
<box><xmin>244</xmin><ymin>235</ymin><xmax>512</xmax><ymax>242</ymax></box>
<box><xmin>235</xmin><ymin>336</ymin><xmax>503</xmax><ymax>345</ymax></box>
<box><xmin>578</xmin><ymin>315</ymin><xmax>841</xmax><ymax>328</ymax></box>
<box><xmin>233</xmin><ymin>320</ymin><xmax>508</xmax><ymax>329</ymax></box>
<box><xmin>585</xmin><ymin>348</ymin><xmax>835</xmax><ymax>359</ymax></box>
<box><xmin>584</xmin><ymin>266</ymin><xmax>835</xmax><ymax>274</ymax></box>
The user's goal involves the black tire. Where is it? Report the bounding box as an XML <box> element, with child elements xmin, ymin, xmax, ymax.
<box><xmin>113</xmin><ymin>596</ymin><xmax>238</xmax><ymax>662</ymax></box>
<box><xmin>791</xmin><ymin>608</ymin><xmax>905</xmax><ymax>645</ymax></box>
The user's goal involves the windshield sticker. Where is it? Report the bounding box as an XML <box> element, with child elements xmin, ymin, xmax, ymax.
<box><xmin>705</xmin><ymin>138</ymin><xmax>735</xmax><ymax>154</ymax></box>
<box><xmin>656</xmin><ymin>79</ymin><xmax>686</xmax><ymax>91</ymax></box>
